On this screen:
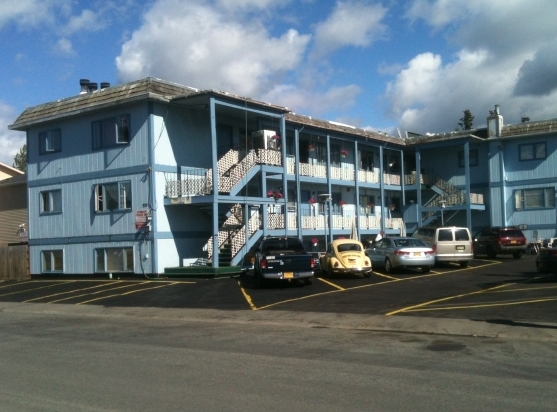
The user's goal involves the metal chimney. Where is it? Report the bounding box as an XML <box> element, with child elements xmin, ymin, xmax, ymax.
<box><xmin>100</xmin><ymin>82</ymin><xmax>110</xmax><ymax>90</ymax></box>
<box><xmin>88</xmin><ymin>82</ymin><xmax>98</xmax><ymax>92</ymax></box>
<box><xmin>79</xmin><ymin>79</ymin><xmax>90</xmax><ymax>94</ymax></box>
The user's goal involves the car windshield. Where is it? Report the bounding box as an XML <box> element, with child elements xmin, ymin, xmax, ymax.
<box><xmin>394</xmin><ymin>239</ymin><xmax>427</xmax><ymax>247</ymax></box>
<box><xmin>337</xmin><ymin>243</ymin><xmax>362</xmax><ymax>252</ymax></box>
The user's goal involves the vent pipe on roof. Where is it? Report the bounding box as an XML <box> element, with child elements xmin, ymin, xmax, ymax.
<box><xmin>88</xmin><ymin>82</ymin><xmax>98</xmax><ymax>92</ymax></box>
<box><xmin>521</xmin><ymin>116</ymin><xmax>530</xmax><ymax>123</ymax></box>
<box><xmin>79</xmin><ymin>79</ymin><xmax>90</xmax><ymax>94</ymax></box>
<box><xmin>100</xmin><ymin>82</ymin><xmax>110</xmax><ymax>90</ymax></box>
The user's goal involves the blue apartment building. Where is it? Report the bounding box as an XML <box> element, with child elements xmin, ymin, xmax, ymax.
<box><xmin>9</xmin><ymin>78</ymin><xmax>556</xmax><ymax>275</ymax></box>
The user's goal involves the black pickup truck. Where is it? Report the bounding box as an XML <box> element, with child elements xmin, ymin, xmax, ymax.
<box><xmin>251</xmin><ymin>236</ymin><xmax>316</xmax><ymax>287</ymax></box>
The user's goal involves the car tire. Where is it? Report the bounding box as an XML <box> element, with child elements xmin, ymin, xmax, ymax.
<box><xmin>364</xmin><ymin>271</ymin><xmax>372</xmax><ymax>278</ymax></box>
<box><xmin>254</xmin><ymin>270</ymin><xmax>264</xmax><ymax>288</ymax></box>
<box><xmin>385</xmin><ymin>258</ymin><xmax>393</xmax><ymax>273</ymax></box>
<box><xmin>421</xmin><ymin>266</ymin><xmax>431</xmax><ymax>273</ymax></box>
<box><xmin>327</xmin><ymin>265</ymin><xmax>334</xmax><ymax>278</ymax></box>
<box><xmin>459</xmin><ymin>261</ymin><xmax>469</xmax><ymax>268</ymax></box>
<box><xmin>487</xmin><ymin>246</ymin><xmax>496</xmax><ymax>259</ymax></box>
<box><xmin>512</xmin><ymin>251</ymin><xmax>523</xmax><ymax>259</ymax></box>
<box><xmin>304</xmin><ymin>278</ymin><xmax>313</xmax><ymax>286</ymax></box>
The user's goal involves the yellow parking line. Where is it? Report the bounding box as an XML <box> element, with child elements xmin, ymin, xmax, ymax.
<box><xmin>23</xmin><ymin>281</ymin><xmax>124</xmax><ymax>302</ymax></box>
<box><xmin>46</xmin><ymin>282</ymin><xmax>146</xmax><ymax>303</ymax></box>
<box><xmin>386</xmin><ymin>283</ymin><xmax>515</xmax><ymax>316</ymax></box>
<box><xmin>404</xmin><ymin>296</ymin><xmax>557</xmax><ymax>312</ymax></box>
<box><xmin>76</xmin><ymin>282</ymin><xmax>180</xmax><ymax>304</ymax></box>
<box><xmin>237</xmin><ymin>280</ymin><xmax>257</xmax><ymax>310</ymax></box>
<box><xmin>317</xmin><ymin>278</ymin><xmax>345</xmax><ymax>290</ymax></box>
<box><xmin>372</xmin><ymin>272</ymin><xmax>401</xmax><ymax>281</ymax></box>
<box><xmin>0</xmin><ymin>281</ymin><xmax>77</xmax><ymax>297</ymax></box>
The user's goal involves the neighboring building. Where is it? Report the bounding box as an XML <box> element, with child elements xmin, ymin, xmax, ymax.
<box><xmin>8</xmin><ymin>78</ymin><xmax>555</xmax><ymax>275</ymax></box>
<box><xmin>0</xmin><ymin>163</ymin><xmax>27</xmax><ymax>245</ymax></box>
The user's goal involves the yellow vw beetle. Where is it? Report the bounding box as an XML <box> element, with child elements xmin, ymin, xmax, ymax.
<box><xmin>320</xmin><ymin>239</ymin><xmax>372</xmax><ymax>278</ymax></box>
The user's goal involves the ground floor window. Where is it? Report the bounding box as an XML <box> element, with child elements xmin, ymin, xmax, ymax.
<box><xmin>95</xmin><ymin>247</ymin><xmax>134</xmax><ymax>272</ymax></box>
<box><xmin>42</xmin><ymin>250</ymin><xmax>63</xmax><ymax>273</ymax></box>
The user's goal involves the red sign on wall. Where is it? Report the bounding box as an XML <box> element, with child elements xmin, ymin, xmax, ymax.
<box><xmin>135</xmin><ymin>210</ymin><xmax>149</xmax><ymax>230</ymax></box>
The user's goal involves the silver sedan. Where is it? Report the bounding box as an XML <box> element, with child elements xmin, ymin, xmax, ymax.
<box><xmin>365</xmin><ymin>237</ymin><xmax>435</xmax><ymax>273</ymax></box>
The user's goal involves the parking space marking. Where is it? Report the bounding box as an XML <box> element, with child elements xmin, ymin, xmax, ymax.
<box><xmin>398</xmin><ymin>296</ymin><xmax>557</xmax><ymax>312</ymax></box>
<box><xmin>76</xmin><ymin>282</ymin><xmax>181</xmax><ymax>304</ymax></box>
<box><xmin>23</xmin><ymin>281</ymin><xmax>125</xmax><ymax>302</ymax></box>
<box><xmin>0</xmin><ymin>281</ymin><xmax>78</xmax><ymax>297</ymax></box>
<box><xmin>237</xmin><ymin>280</ymin><xmax>256</xmax><ymax>310</ymax></box>
<box><xmin>46</xmin><ymin>282</ymin><xmax>150</xmax><ymax>303</ymax></box>
<box><xmin>386</xmin><ymin>283</ymin><xmax>515</xmax><ymax>316</ymax></box>
<box><xmin>372</xmin><ymin>272</ymin><xmax>402</xmax><ymax>281</ymax></box>
<box><xmin>317</xmin><ymin>278</ymin><xmax>345</xmax><ymax>290</ymax></box>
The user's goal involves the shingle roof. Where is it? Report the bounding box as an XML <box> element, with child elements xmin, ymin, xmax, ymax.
<box><xmin>501</xmin><ymin>119</ymin><xmax>557</xmax><ymax>137</ymax></box>
<box><xmin>10</xmin><ymin>77</ymin><xmax>199</xmax><ymax>130</ymax></box>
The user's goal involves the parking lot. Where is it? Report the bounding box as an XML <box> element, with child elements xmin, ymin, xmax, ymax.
<box><xmin>1</xmin><ymin>255</ymin><xmax>556</xmax><ymax>325</ymax></box>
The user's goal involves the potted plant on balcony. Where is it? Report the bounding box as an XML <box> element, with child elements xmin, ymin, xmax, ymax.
<box><xmin>307</xmin><ymin>143</ymin><xmax>315</xmax><ymax>151</ymax></box>
<box><xmin>338</xmin><ymin>200</ymin><xmax>346</xmax><ymax>207</ymax></box>
<box><xmin>308</xmin><ymin>197</ymin><xmax>316</xmax><ymax>204</ymax></box>
<box><xmin>340</xmin><ymin>149</ymin><xmax>349</xmax><ymax>158</ymax></box>
<box><xmin>311</xmin><ymin>237</ymin><xmax>319</xmax><ymax>247</ymax></box>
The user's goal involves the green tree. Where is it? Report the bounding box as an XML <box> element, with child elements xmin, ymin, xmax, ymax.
<box><xmin>458</xmin><ymin>109</ymin><xmax>474</xmax><ymax>130</ymax></box>
<box><xmin>13</xmin><ymin>144</ymin><xmax>27</xmax><ymax>173</ymax></box>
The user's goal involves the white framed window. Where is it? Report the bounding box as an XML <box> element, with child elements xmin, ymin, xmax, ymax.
<box><xmin>39</xmin><ymin>129</ymin><xmax>61</xmax><ymax>154</ymax></box>
<box><xmin>92</xmin><ymin>114</ymin><xmax>130</xmax><ymax>149</ymax></box>
<box><xmin>40</xmin><ymin>190</ymin><xmax>62</xmax><ymax>213</ymax></box>
<box><xmin>42</xmin><ymin>250</ymin><xmax>64</xmax><ymax>273</ymax></box>
<box><xmin>514</xmin><ymin>187</ymin><xmax>555</xmax><ymax>210</ymax></box>
<box><xmin>95</xmin><ymin>247</ymin><xmax>133</xmax><ymax>272</ymax></box>
<box><xmin>94</xmin><ymin>181</ymin><xmax>132</xmax><ymax>212</ymax></box>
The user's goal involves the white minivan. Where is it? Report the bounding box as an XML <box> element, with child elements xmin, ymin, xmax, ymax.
<box><xmin>412</xmin><ymin>226</ymin><xmax>473</xmax><ymax>267</ymax></box>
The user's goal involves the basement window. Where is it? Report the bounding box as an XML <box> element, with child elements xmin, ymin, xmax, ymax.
<box><xmin>92</xmin><ymin>114</ymin><xmax>130</xmax><ymax>149</ymax></box>
<box><xmin>95</xmin><ymin>247</ymin><xmax>133</xmax><ymax>273</ymax></box>
<box><xmin>42</xmin><ymin>250</ymin><xmax>64</xmax><ymax>273</ymax></box>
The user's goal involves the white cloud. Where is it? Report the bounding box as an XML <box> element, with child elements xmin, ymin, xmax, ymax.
<box><xmin>55</xmin><ymin>37</ymin><xmax>74</xmax><ymax>55</ymax></box>
<box><xmin>62</xmin><ymin>9</ymin><xmax>105</xmax><ymax>35</ymax></box>
<box><xmin>116</xmin><ymin>0</ymin><xmax>310</xmax><ymax>98</ymax></box>
<box><xmin>0</xmin><ymin>0</ymin><xmax>70</xmax><ymax>29</ymax></box>
<box><xmin>311</xmin><ymin>1</ymin><xmax>387</xmax><ymax>59</ymax></box>
<box><xmin>261</xmin><ymin>83</ymin><xmax>361</xmax><ymax>115</ymax></box>
<box><xmin>383</xmin><ymin>0</ymin><xmax>557</xmax><ymax>133</ymax></box>
<box><xmin>0</xmin><ymin>101</ymin><xmax>26</xmax><ymax>167</ymax></box>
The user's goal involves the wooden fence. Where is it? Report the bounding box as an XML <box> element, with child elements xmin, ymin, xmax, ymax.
<box><xmin>0</xmin><ymin>244</ymin><xmax>30</xmax><ymax>281</ymax></box>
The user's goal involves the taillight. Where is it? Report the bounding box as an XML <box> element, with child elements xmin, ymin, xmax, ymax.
<box><xmin>310</xmin><ymin>257</ymin><xmax>316</xmax><ymax>268</ymax></box>
<box><xmin>432</xmin><ymin>244</ymin><xmax>437</xmax><ymax>252</ymax></box>
<box><xmin>365</xmin><ymin>259</ymin><xmax>370</xmax><ymax>266</ymax></box>
<box><xmin>261</xmin><ymin>258</ymin><xmax>267</xmax><ymax>269</ymax></box>
<box><xmin>425</xmin><ymin>250</ymin><xmax>434</xmax><ymax>255</ymax></box>
<box><xmin>334</xmin><ymin>261</ymin><xmax>339</xmax><ymax>268</ymax></box>
<box><xmin>395</xmin><ymin>250</ymin><xmax>410</xmax><ymax>256</ymax></box>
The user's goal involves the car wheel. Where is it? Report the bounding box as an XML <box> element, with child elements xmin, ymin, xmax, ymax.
<box><xmin>304</xmin><ymin>278</ymin><xmax>313</xmax><ymax>286</ymax></box>
<box><xmin>327</xmin><ymin>265</ymin><xmax>334</xmax><ymax>278</ymax></box>
<box><xmin>384</xmin><ymin>258</ymin><xmax>393</xmax><ymax>273</ymax></box>
<box><xmin>512</xmin><ymin>251</ymin><xmax>523</xmax><ymax>259</ymax></box>
<box><xmin>459</xmin><ymin>261</ymin><xmax>469</xmax><ymax>268</ymax></box>
<box><xmin>421</xmin><ymin>266</ymin><xmax>431</xmax><ymax>273</ymax></box>
<box><xmin>364</xmin><ymin>271</ymin><xmax>372</xmax><ymax>278</ymax></box>
<box><xmin>486</xmin><ymin>246</ymin><xmax>496</xmax><ymax>259</ymax></box>
<box><xmin>254</xmin><ymin>270</ymin><xmax>264</xmax><ymax>288</ymax></box>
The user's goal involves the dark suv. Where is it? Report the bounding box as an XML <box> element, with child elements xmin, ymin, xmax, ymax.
<box><xmin>472</xmin><ymin>227</ymin><xmax>527</xmax><ymax>259</ymax></box>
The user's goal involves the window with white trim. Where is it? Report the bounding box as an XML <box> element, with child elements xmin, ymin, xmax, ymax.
<box><xmin>39</xmin><ymin>129</ymin><xmax>61</xmax><ymax>154</ymax></box>
<box><xmin>92</xmin><ymin>114</ymin><xmax>130</xmax><ymax>149</ymax></box>
<box><xmin>514</xmin><ymin>187</ymin><xmax>555</xmax><ymax>210</ymax></box>
<box><xmin>94</xmin><ymin>181</ymin><xmax>131</xmax><ymax>212</ymax></box>
<box><xmin>95</xmin><ymin>247</ymin><xmax>133</xmax><ymax>272</ymax></box>
<box><xmin>519</xmin><ymin>142</ymin><xmax>546</xmax><ymax>161</ymax></box>
<box><xmin>40</xmin><ymin>190</ymin><xmax>62</xmax><ymax>213</ymax></box>
<box><xmin>42</xmin><ymin>250</ymin><xmax>63</xmax><ymax>273</ymax></box>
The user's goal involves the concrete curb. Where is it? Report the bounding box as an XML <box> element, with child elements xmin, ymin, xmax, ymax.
<box><xmin>2</xmin><ymin>302</ymin><xmax>557</xmax><ymax>341</ymax></box>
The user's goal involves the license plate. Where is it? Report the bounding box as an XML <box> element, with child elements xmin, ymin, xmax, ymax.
<box><xmin>284</xmin><ymin>272</ymin><xmax>294</xmax><ymax>279</ymax></box>
<box><xmin>511</xmin><ymin>240</ymin><xmax>517</xmax><ymax>244</ymax></box>
<box><xmin>456</xmin><ymin>245</ymin><xmax>465</xmax><ymax>250</ymax></box>
<box><xmin>413</xmin><ymin>252</ymin><xmax>421</xmax><ymax>256</ymax></box>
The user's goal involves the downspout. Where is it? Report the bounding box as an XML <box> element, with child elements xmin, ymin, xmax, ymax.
<box><xmin>326</xmin><ymin>134</ymin><xmax>333</xmax><ymax>242</ymax></box>
<box><xmin>281</xmin><ymin>115</ymin><xmax>288</xmax><ymax>235</ymax></box>
<box><xmin>499</xmin><ymin>144</ymin><xmax>507</xmax><ymax>225</ymax></box>
<box><xmin>354</xmin><ymin>141</ymin><xmax>360</xmax><ymax>240</ymax></box>
<box><xmin>147</xmin><ymin>102</ymin><xmax>157</xmax><ymax>276</ymax></box>
<box><xmin>415</xmin><ymin>149</ymin><xmax>422</xmax><ymax>227</ymax></box>
<box><xmin>209</xmin><ymin>97</ymin><xmax>219</xmax><ymax>268</ymax></box>
<box><xmin>295</xmin><ymin>128</ymin><xmax>302</xmax><ymax>237</ymax></box>
<box><xmin>379</xmin><ymin>145</ymin><xmax>385</xmax><ymax>232</ymax></box>
<box><xmin>464</xmin><ymin>141</ymin><xmax>472</xmax><ymax>232</ymax></box>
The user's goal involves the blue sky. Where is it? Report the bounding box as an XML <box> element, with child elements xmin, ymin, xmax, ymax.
<box><xmin>1</xmin><ymin>0</ymin><xmax>557</xmax><ymax>166</ymax></box>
